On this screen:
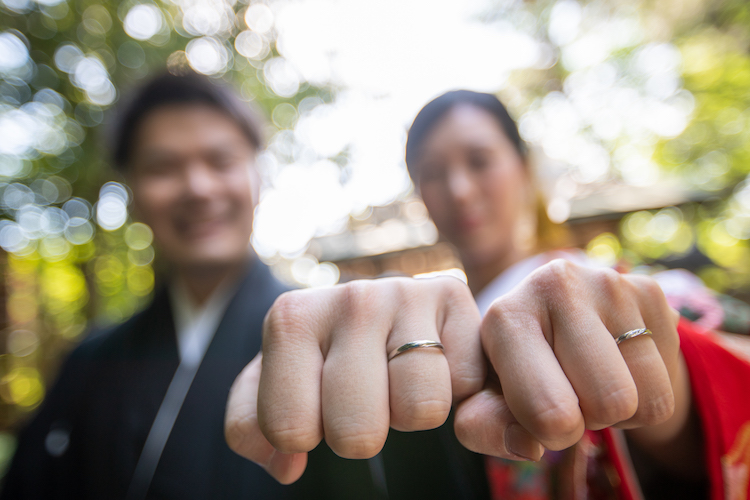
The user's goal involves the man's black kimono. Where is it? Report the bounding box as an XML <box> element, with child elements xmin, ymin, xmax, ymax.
<box><xmin>2</xmin><ymin>261</ymin><xmax>489</xmax><ymax>499</ymax></box>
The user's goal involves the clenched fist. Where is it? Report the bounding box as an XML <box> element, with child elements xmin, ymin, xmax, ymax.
<box><xmin>225</xmin><ymin>276</ymin><xmax>485</xmax><ymax>483</ymax></box>
<box><xmin>226</xmin><ymin>260</ymin><xmax>688</xmax><ymax>484</ymax></box>
<box><xmin>454</xmin><ymin>260</ymin><xmax>682</xmax><ymax>462</ymax></box>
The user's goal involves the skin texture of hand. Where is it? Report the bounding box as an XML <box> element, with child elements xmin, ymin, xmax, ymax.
<box><xmin>454</xmin><ymin>260</ymin><xmax>685</xmax><ymax>464</ymax></box>
<box><xmin>226</xmin><ymin>260</ymin><xmax>692</xmax><ymax>483</ymax></box>
<box><xmin>225</xmin><ymin>276</ymin><xmax>485</xmax><ymax>484</ymax></box>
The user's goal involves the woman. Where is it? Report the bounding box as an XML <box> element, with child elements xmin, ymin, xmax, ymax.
<box><xmin>404</xmin><ymin>90</ymin><xmax>750</xmax><ymax>499</ymax></box>
<box><xmin>405</xmin><ymin>90</ymin><xmax>574</xmax><ymax>314</ymax></box>
<box><xmin>223</xmin><ymin>91</ymin><xmax>750</xmax><ymax>500</ymax></box>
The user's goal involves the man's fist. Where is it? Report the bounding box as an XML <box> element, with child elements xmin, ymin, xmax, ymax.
<box><xmin>225</xmin><ymin>276</ymin><xmax>484</xmax><ymax>483</ymax></box>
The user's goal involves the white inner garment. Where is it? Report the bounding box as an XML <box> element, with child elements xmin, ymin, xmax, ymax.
<box><xmin>169</xmin><ymin>277</ymin><xmax>239</xmax><ymax>367</ymax></box>
<box><xmin>474</xmin><ymin>250</ymin><xmax>594</xmax><ymax>317</ymax></box>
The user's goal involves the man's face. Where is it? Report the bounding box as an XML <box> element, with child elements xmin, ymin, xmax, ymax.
<box><xmin>127</xmin><ymin>104</ymin><xmax>259</xmax><ymax>271</ymax></box>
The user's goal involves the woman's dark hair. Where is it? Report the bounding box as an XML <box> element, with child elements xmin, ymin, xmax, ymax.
<box><xmin>110</xmin><ymin>70</ymin><xmax>264</xmax><ymax>171</ymax></box>
<box><xmin>404</xmin><ymin>90</ymin><xmax>527</xmax><ymax>179</ymax></box>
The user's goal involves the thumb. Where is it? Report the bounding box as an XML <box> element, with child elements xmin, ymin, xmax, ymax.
<box><xmin>225</xmin><ymin>353</ymin><xmax>308</xmax><ymax>484</ymax></box>
<box><xmin>454</xmin><ymin>381</ymin><xmax>544</xmax><ymax>462</ymax></box>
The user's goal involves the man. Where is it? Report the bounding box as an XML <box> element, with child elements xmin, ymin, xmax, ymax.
<box><xmin>5</xmin><ymin>72</ymin><xmax>486</xmax><ymax>499</ymax></box>
<box><xmin>0</xmin><ymin>70</ymin><xmax>284</xmax><ymax>498</ymax></box>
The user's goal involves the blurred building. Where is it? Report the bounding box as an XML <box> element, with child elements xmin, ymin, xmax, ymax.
<box><xmin>301</xmin><ymin>177</ymin><xmax>712</xmax><ymax>282</ymax></box>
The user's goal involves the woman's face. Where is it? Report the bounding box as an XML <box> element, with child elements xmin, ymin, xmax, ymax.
<box><xmin>414</xmin><ymin>104</ymin><xmax>531</xmax><ymax>267</ymax></box>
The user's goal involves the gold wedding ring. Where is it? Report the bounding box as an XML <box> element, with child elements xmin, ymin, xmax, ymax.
<box><xmin>388</xmin><ymin>340</ymin><xmax>445</xmax><ymax>361</ymax></box>
<box><xmin>615</xmin><ymin>328</ymin><xmax>652</xmax><ymax>345</ymax></box>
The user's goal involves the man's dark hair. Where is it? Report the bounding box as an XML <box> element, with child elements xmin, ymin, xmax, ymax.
<box><xmin>110</xmin><ymin>70</ymin><xmax>264</xmax><ymax>171</ymax></box>
<box><xmin>404</xmin><ymin>90</ymin><xmax>527</xmax><ymax>180</ymax></box>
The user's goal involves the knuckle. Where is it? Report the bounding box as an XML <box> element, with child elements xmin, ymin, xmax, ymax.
<box><xmin>595</xmin><ymin>268</ymin><xmax>627</xmax><ymax>301</ymax></box>
<box><xmin>265</xmin><ymin>292</ymin><xmax>306</xmax><ymax>338</ymax></box>
<box><xmin>542</xmin><ymin>259</ymin><xmax>577</xmax><ymax>283</ymax></box>
<box><xmin>481</xmin><ymin>300</ymin><xmax>511</xmax><ymax>346</ymax></box>
<box><xmin>640</xmin><ymin>275</ymin><xmax>665</xmax><ymax>300</ymax></box>
<box><xmin>483</xmin><ymin>297</ymin><xmax>519</xmax><ymax>326</ymax></box>
<box><xmin>439</xmin><ymin>275</ymin><xmax>471</xmax><ymax>299</ymax></box>
<box><xmin>629</xmin><ymin>274</ymin><xmax>665</xmax><ymax>304</ymax></box>
<box><xmin>587</xmin><ymin>385</ymin><xmax>639</xmax><ymax>427</ymax></box>
<box><xmin>341</xmin><ymin>279</ymin><xmax>378</xmax><ymax>312</ymax></box>
<box><xmin>326</xmin><ymin>423</ymin><xmax>388</xmax><ymax>459</ymax></box>
<box><xmin>262</xmin><ymin>416</ymin><xmax>319</xmax><ymax>454</ymax></box>
<box><xmin>453</xmin><ymin>407</ymin><xmax>481</xmax><ymax>445</ymax></box>
<box><xmin>530</xmin><ymin>400</ymin><xmax>583</xmax><ymax>447</ymax></box>
<box><xmin>393</xmin><ymin>277</ymin><xmax>417</xmax><ymax>304</ymax></box>
<box><xmin>450</xmin><ymin>364</ymin><xmax>485</xmax><ymax>400</ymax></box>
<box><xmin>637</xmin><ymin>389</ymin><xmax>675</xmax><ymax>426</ymax></box>
<box><xmin>395</xmin><ymin>398</ymin><xmax>451</xmax><ymax>430</ymax></box>
<box><xmin>453</xmin><ymin>394</ymin><xmax>512</xmax><ymax>455</ymax></box>
<box><xmin>271</xmin><ymin>290</ymin><xmax>305</xmax><ymax>315</ymax></box>
<box><xmin>484</xmin><ymin>297</ymin><xmax>510</xmax><ymax>320</ymax></box>
<box><xmin>529</xmin><ymin>259</ymin><xmax>581</xmax><ymax>299</ymax></box>
<box><xmin>481</xmin><ymin>297</ymin><xmax>536</xmax><ymax>343</ymax></box>
<box><xmin>453</xmin><ymin>412</ymin><xmax>491</xmax><ymax>454</ymax></box>
<box><xmin>547</xmin><ymin>258</ymin><xmax>577</xmax><ymax>274</ymax></box>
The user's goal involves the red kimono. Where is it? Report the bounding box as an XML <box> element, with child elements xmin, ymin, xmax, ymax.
<box><xmin>678</xmin><ymin>319</ymin><xmax>750</xmax><ymax>500</ymax></box>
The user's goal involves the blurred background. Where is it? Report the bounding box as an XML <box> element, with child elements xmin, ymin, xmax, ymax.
<box><xmin>1</xmin><ymin>0</ymin><xmax>749</xmax><ymax>479</ymax></box>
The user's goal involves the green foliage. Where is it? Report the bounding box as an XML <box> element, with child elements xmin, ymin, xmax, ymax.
<box><xmin>0</xmin><ymin>0</ymin><xmax>330</xmax><ymax>431</ymax></box>
<box><xmin>2</xmin><ymin>0</ymin><xmax>750</xmax><ymax>443</ymax></box>
<box><xmin>627</xmin><ymin>0</ymin><xmax>750</xmax><ymax>292</ymax></box>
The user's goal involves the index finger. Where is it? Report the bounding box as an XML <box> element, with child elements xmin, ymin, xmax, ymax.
<box><xmin>481</xmin><ymin>293</ymin><xmax>585</xmax><ymax>450</ymax></box>
<box><xmin>258</xmin><ymin>289</ymin><xmax>331</xmax><ymax>454</ymax></box>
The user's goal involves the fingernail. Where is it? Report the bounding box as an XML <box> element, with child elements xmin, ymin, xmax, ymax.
<box><xmin>505</xmin><ymin>423</ymin><xmax>544</xmax><ymax>462</ymax></box>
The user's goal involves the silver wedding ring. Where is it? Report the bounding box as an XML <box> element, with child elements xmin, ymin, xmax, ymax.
<box><xmin>388</xmin><ymin>340</ymin><xmax>445</xmax><ymax>361</ymax></box>
<box><xmin>615</xmin><ymin>328</ymin><xmax>652</xmax><ymax>345</ymax></box>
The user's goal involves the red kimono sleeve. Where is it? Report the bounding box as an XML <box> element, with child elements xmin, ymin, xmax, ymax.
<box><xmin>678</xmin><ymin>318</ymin><xmax>750</xmax><ymax>500</ymax></box>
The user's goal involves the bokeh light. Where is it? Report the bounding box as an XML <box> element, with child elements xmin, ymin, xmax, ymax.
<box><xmin>95</xmin><ymin>182</ymin><xmax>128</xmax><ymax>231</ymax></box>
<box><xmin>124</xmin><ymin>5</ymin><xmax>164</xmax><ymax>41</ymax></box>
<box><xmin>244</xmin><ymin>4</ymin><xmax>274</xmax><ymax>34</ymax></box>
<box><xmin>0</xmin><ymin>32</ymin><xmax>29</xmax><ymax>73</ymax></box>
<box><xmin>186</xmin><ymin>36</ymin><xmax>230</xmax><ymax>75</ymax></box>
<box><xmin>235</xmin><ymin>30</ymin><xmax>268</xmax><ymax>60</ymax></box>
<box><xmin>1</xmin><ymin>0</ymin><xmax>750</xmax><ymax>478</ymax></box>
